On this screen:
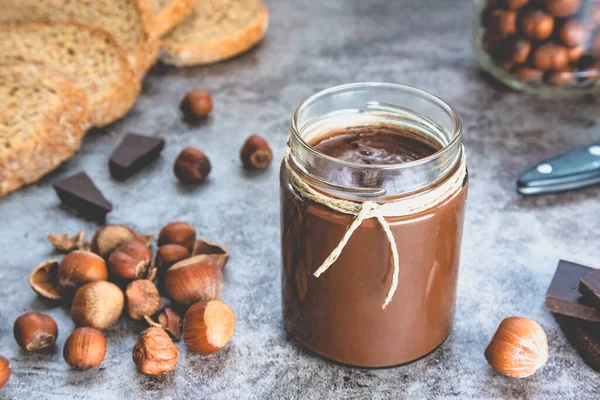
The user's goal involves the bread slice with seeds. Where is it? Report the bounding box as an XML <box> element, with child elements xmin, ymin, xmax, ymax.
<box><xmin>158</xmin><ymin>0</ymin><xmax>269</xmax><ymax>66</ymax></box>
<box><xmin>146</xmin><ymin>0</ymin><xmax>197</xmax><ymax>36</ymax></box>
<box><xmin>0</xmin><ymin>64</ymin><xmax>89</xmax><ymax>197</ymax></box>
<box><xmin>0</xmin><ymin>0</ymin><xmax>159</xmax><ymax>77</ymax></box>
<box><xmin>0</xmin><ymin>22</ymin><xmax>140</xmax><ymax>127</ymax></box>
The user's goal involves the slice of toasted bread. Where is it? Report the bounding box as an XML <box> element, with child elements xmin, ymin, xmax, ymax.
<box><xmin>158</xmin><ymin>0</ymin><xmax>269</xmax><ymax>66</ymax></box>
<box><xmin>0</xmin><ymin>0</ymin><xmax>159</xmax><ymax>77</ymax></box>
<box><xmin>0</xmin><ymin>64</ymin><xmax>89</xmax><ymax>197</ymax></box>
<box><xmin>0</xmin><ymin>22</ymin><xmax>140</xmax><ymax>127</ymax></box>
<box><xmin>147</xmin><ymin>0</ymin><xmax>197</xmax><ymax>37</ymax></box>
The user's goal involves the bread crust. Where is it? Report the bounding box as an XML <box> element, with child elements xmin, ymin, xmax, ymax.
<box><xmin>0</xmin><ymin>22</ymin><xmax>140</xmax><ymax>127</ymax></box>
<box><xmin>0</xmin><ymin>64</ymin><xmax>89</xmax><ymax>197</ymax></box>
<box><xmin>158</xmin><ymin>0</ymin><xmax>269</xmax><ymax>66</ymax></box>
<box><xmin>133</xmin><ymin>0</ymin><xmax>161</xmax><ymax>75</ymax></box>
<box><xmin>149</xmin><ymin>0</ymin><xmax>197</xmax><ymax>37</ymax></box>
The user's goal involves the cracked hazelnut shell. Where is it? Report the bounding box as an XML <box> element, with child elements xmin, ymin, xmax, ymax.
<box><xmin>183</xmin><ymin>300</ymin><xmax>235</xmax><ymax>354</ymax></box>
<box><xmin>145</xmin><ymin>306</ymin><xmax>182</xmax><ymax>341</ymax></box>
<box><xmin>0</xmin><ymin>356</ymin><xmax>10</xmax><ymax>389</ymax></box>
<box><xmin>126</xmin><ymin>280</ymin><xmax>161</xmax><ymax>320</ymax></box>
<box><xmin>29</xmin><ymin>260</ymin><xmax>61</xmax><ymax>300</ymax></box>
<box><xmin>132</xmin><ymin>327</ymin><xmax>179</xmax><ymax>376</ymax></box>
<box><xmin>164</xmin><ymin>255</ymin><xmax>223</xmax><ymax>306</ymax></box>
<box><xmin>46</xmin><ymin>231</ymin><xmax>87</xmax><ymax>253</ymax></box>
<box><xmin>63</xmin><ymin>327</ymin><xmax>106</xmax><ymax>370</ymax></box>
<box><xmin>71</xmin><ymin>281</ymin><xmax>124</xmax><ymax>330</ymax></box>
<box><xmin>192</xmin><ymin>238</ymin><xmax>230</xmax><ymax>269</ymax></box>
<box><xmin>485</xmin><ymin>316</ymin><xmax>548</xmax><ymax>378</ymax></box>
<box><xmin>13</xmin><ymin>312</ymin><xmax>58</xmax><ymax>351</ymax></box>
<box><xmin>57</xmin><ymin>251</ymin><xmax>108</xmax><ymax>298</ymax></box>
<box><xmin>91</xmin><ymin>225</ymin><xmax>138</xmax><ymax>258</ymax></box>
<box><xmin>158</xmin><ymin>222</ymin><xmax>196</xmax><ymax>252</ymax></box>
<box><xmin>108</xmin><ymin>239</ymin><xmax>153</xmax><ymax>281</ymax></box>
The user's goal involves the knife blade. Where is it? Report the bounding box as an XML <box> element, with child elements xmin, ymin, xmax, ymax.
<box><xmin>517</xmin><ymin>141</ymin><xmax>600</xmax><ymax>195</ymax></box>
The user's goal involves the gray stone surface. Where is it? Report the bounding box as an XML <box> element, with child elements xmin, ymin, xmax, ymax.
<box><xmin>0</xmin><ymin>0</ymin><xmax>599</xmax><ymax>398</ymax></box>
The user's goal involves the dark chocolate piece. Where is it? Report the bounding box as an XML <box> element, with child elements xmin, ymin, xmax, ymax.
<box><xmin>579</xmin><ymin>269</ymin><xmax>600</xmax><ymax>311</ymax></box>
<box><xmin>109</xmin><ymin>133</ymin><xmax>165</xmax><ymax>180</ymax></box>
<box><xmin>53</xmin><ymin>172</ymin><xmax>112</xmax><ymax>222</ymax></box>
<box><xmin>544</xmin><ymin>260</ymin><xmax>600</xmax><ymax>322</ymax></box>
<box><xmin>554</xmin><ymin>314</ymin><xmax>600</xmax><ymax>373</ymax></box>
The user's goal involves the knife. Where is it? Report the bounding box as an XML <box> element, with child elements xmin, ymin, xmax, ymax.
<box><xmin>517</xmin><ymin>141</ymin><xmax>600</xmax><ymax>195</ymax></box>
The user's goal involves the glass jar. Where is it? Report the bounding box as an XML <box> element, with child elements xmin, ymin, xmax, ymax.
<box><xmin>473</xmin><ymin>0</ymin><xmax>600</xmax><ymax>95</ymax></box>
<box><xmin>280</xmin><ymin>83</ymin><xmax>468</xmax><ymax>367</ymax></box>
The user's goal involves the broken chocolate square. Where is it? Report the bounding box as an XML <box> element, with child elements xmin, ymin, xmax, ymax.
<box><xmin>579</xmin><ymin>269</ymin><xmax>600</xmax><ymax>311</ymax></box>
<box><xmin>53</xmin><ymin>172</ymin><xmax>112</xmax><ymax>222</ymax></box>
<box><xmin>554</xmin><ymin>313</ymin><xmax>600</xmax><ymax>373</ymax></box>
<box><xmin>544</xmin><ymin>260</ymin><xmax>600</xmax><ymax>322</ymax></box>
<box><xmin>109</xmin><ymin>133</ymin><xmax>165</xmax><ymax>180</ymax></box>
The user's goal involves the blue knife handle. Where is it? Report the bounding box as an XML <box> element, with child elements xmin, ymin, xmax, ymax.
<box><xmin>517</xmin><ymin>142</ymin><xmax>600</xmax><ymax>195</ymax></box>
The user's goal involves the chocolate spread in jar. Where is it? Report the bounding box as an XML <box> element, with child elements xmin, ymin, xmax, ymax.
<box><xmin>281</xmin><ymin>126</ymin><xmax>468</xmax><ymax>367</ymax></box>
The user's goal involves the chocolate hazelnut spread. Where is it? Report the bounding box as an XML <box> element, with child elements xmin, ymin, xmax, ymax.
<box><xmin>281</xmin><ymin>126</ymin><xmax>468</xmax><ymax>367</ymax></box>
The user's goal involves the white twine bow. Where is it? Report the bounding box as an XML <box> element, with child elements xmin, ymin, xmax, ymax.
<box><xmin>285</xmin><ymin>151</ymin><xmax>466</xmax><ymax>309</ymax></box>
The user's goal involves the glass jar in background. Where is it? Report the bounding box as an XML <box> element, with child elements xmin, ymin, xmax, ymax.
<box><xmin>280</xmin><ymin>83</ymin><xmax>468</xmax><ymax>367</ymax></box>
<box><xmin>473</xmin><ymin>0</ymin><xmax>600</xmax><ymax>95</ymax></box>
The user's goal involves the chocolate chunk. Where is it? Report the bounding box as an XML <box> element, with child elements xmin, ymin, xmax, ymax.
<box><xmin>579</xmin><ymin>269</ymin><xmax>600</xmax><ymax>311</ymax></box>
<box><xmin>109</xmin><ymin>133</ymin><xmax>165</xmax><ymax>180</ymax></box>
<box><xmin>554</xmin><ymin>314</ymin><xmax>600</xmax><ymax>373</ymax></box>
<box><xmin>544</xmin><ymin>260</ymin><xmax>600</xmax><ymax>322</ymax></box>
<box><xmin>53</xmin><ymin>172</ymin><xmax>112</xmax><ymax>222</ymax></box>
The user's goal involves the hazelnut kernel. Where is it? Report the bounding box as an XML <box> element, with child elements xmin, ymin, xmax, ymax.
<box><xmin>183</xmin><ymin>300</ymin><xmax>235</xmax><ymax>354</ymax></box>
<box><xmin>0</xmin><ymin>356</ymin><xmax>11</xmax><ymax>389</ymax></box>
<box><xmin>108</xmin><ymin>239</ymin><xmax>153</xmax><ymax>281</ymax></box>
<box><xmin>520</xmin><ymin>10</ymin><xmax>554</xmax><ymax>40</ymax></box>
<box><xmin>513</xmin><ymin>66</ymin><xmax>544</xmax><ymax>82</ymax></box>
<box><xmin>490</xmin><ymin>9</ymin><xmax>517</xmax><ymax>34</ymax></box>
<box><xmin>533</xmin><ymin>43</ymin><xmax>570</xmax><ymax>71</ymax></box>
<box><xmin>174</xmin><ymin>147</ymin><xmax>211</xmax><ymax>184</ymax></box>
<box><xmin>547</xmin><ymin>69</ymin><xmax>576</xmax><ymax>86</ymax></box>
<box><xmin>180</xmin><ymin>89</ymin><xmax>213</xmax><ymax>120</ymax></box>
<box><xmin>559</xmin><ymin>19</ymin><xmax>589</xmax><ymax>47</ymax></box>
<box><xmin>485</xmin><ymin>316</ymin><xmax>548</xmax><ymax>378</ymax></box>
<box><xmin>13</xmin><ymin>312</ymin><xmax>58</xmax><ymax>351</ymax></box>
<box><xmin>126</xmin><ymin>280</ymin><xmax>161</xmax><ymax>320</ymax></box>
<box><xmin>164</xmin><ymin>255</ymin><xmax>223</xmax><ymax>306</ymax></box>
<box><xmin>71</xmin><ymin>281</ymin><xmax>124</xmax><ymax>330</ymax></box>
<box><xmin>545</xmin><ymin>0</ymin><xmax>580</xmax><ymax>17</ymax></box>
<box><xmin>504</xmin><ymin>37</ymin><xmax>531</xmax><ymax>64</ymax></box>
<box><xmin>57</xmin><ymin>250</ymin><xmax>108</xmax><ymax>298</ymax></box>
<box><xmin>132</xmin><ymin>327</ymin><xmax>179</xmax><ymax>376</ymax></box>
<box><xmin>63</xmin><ymin>327</ymin><xmax>106</xmax><ymax>370</ymax></box>
<box><xmin>506</xmin><ymin>0</ymin><xmax>529</xmax><ymax>9</ymax></box>
<box><xmin>240</xmin><ymin>134</ymin><xmax>273</xmax><ymax>170</ymax></box>
<box><xmin>158</xmin><ymin>222</ymin><xmax>196</xmax><ymax>252</ymax></box>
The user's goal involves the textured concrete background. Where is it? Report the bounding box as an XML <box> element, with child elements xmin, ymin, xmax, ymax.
<box><xmin>0</xmin><ymin>0</ymin><xmax>599</xmax><ymax>398</ymax></box>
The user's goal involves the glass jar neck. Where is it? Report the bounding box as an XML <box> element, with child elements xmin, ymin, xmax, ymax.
<box><xmin>287</xmin><ymin>83</ymin><xmax>463</xmax><ymax>202</ymax></box>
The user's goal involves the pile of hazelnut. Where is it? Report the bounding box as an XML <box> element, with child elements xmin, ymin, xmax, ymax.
<box><xmin>479</xmin><ymin>0</ymin><xmax>600</xmax><ymax>88</ymax></box>
<box><xmin>0</xmin><ymin>221</ymin><xmax>234</xmax><ymax>388</ymax></box>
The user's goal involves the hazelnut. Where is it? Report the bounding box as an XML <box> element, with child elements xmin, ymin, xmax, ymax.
<box><xmin>532</xmin><ymin>43</ymin><xmax>569</xmax><ymax>71</ymax></box>
<box><xmin>520</xmin><ymin>11</ymin><xmax>554</xmax><ymax>40</ymax></box>
<box><xmin>0</xmin><ymin>356</ymin><xmax>10</xmax><ymax>390</ymax></box>
<box><xmin>547</xmin><ymin>69</ymin><xmax>576</xmax><ymax>86</ymax></box>
<box><xmin>192</xmin><ymin>238</ymin><xmax>230</xmax><ymax>269</ymax></box>
<box><xmin>158</xmin><ymin>222</ymin><xmax>196</xmax><ymax>252</ymax></box>
<box><xmin>183</xmin><ymin>300</ymin><xmax>235</xmax><ymax>354</ymax></box>
<box><xmin>164</xmin><ymin>255</ymin><xmax>223</xmax><ymax>306</ymax></box>
<box><xmin>13</xmin><ymin>312</ymin><xmax>58</xmax><ymax>351</ymax></box>
<box><xmin>46</xmin><ymin>231</ymin><xmax>87</xmax><ymax>253</ymax></box>
<box><xmin>240</xmin><ymin>134</ymin><xmax>273</xmax><ymax>170</ymax></box>
<box><xmin>132</xmin><ymin>327</ymin><xmax>179</xmax><ymax>376</ymax></box>
<box><xmin>63</xmin><ymin>327</ymin><xmax>106</xmax><ymax>370</ymax></box>
<box><xmin>506</xmin><ymin>0</ymin><xmax>528</xmax><ymax>9</ymax></box>
<box><xmin>559</xmin><ymin>19</ymin><xmax>588</xmax><ymax>47</ymax></box>
<box><xmin>29</xmin><ymin>260</ymin><xmax>61</xmax><ymax>300</ymax></box>
<box><xmin>174</xmin><ymin>147</ymin><xmax>211</xmax><ymax>184</ymax></box>
<box><xmin>145</xmin><ymin>306</ymin><xmax>182</xmax><ymax>341</ymax></box>
<box><xmin>180</xmin><ymin>89</ymin><xmax>213</xmax><ymax>120</ymax></box>
<box><xmin>485</xmin><ymin>316</ymin><xmax>548</xmax><ymax>378</ymax></box>
<box><xmin>482</xmin><ymin>31</ymin><xmax>504</xmax><ymax>57</ymax></box>
<box><xmin>566</xmin><ymin>45</ymin><xmax>585</xmax><ymax>62</ymax></box>
<box><xmin>489</xmin><ymin>9</ymin><xmax>517</xmax><ymax>34</ymax></box>
<box><xmin>593</xmin><ymin>34</ymin><xmax>600</xmax><ymax>57</ymax></box>
<box><xmin>513</xmin><ymin>66</ymin><xmax>544</xmax><ymax>82</ymax></box>
<box><xmin>108</xmin><ymin>239</ymin><xmax>153</xmax><ymax>281</ymax></box>
<box><xmin>504</xmin><ymin>37</ymin><xmax>531</xmax><ymax>64</ymax></box>
<box><xmin>155</xmin><ymin>244</ymin><xmax>190</xmax><ymax>272</ymax></box>
<box><xmin>126</xmin><ymin>280</ymin><xmax>161</xmax><ymax>320</ymax></box>
<box><xmin>480</xmin><ymin>5</ymin><xmax>496</xmax><ymax>29</ymax></box>
<box><xmin>57</xmin><ymin>250</ymin><xmax>108</xmax><ymax>298</ymax></box>
<box><xmin>90</xmin><ymin>224</ymin><xmax>138</xmax><ymax>258</ymax></box>
<box><xmin>545</xmin><ymin>0</ymin><xmax>580</xmax><ymax>17</ymax></box>
<box><xmin>71</xmin><ymin>281</ymin><xmax>124</xmax><ymax>330</ymax></box>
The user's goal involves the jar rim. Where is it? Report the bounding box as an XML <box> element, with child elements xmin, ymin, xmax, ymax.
<box><xmin>290</xmin><ymin>82</ymin><xmax>462</xmax><ymax>170</ymax></box>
